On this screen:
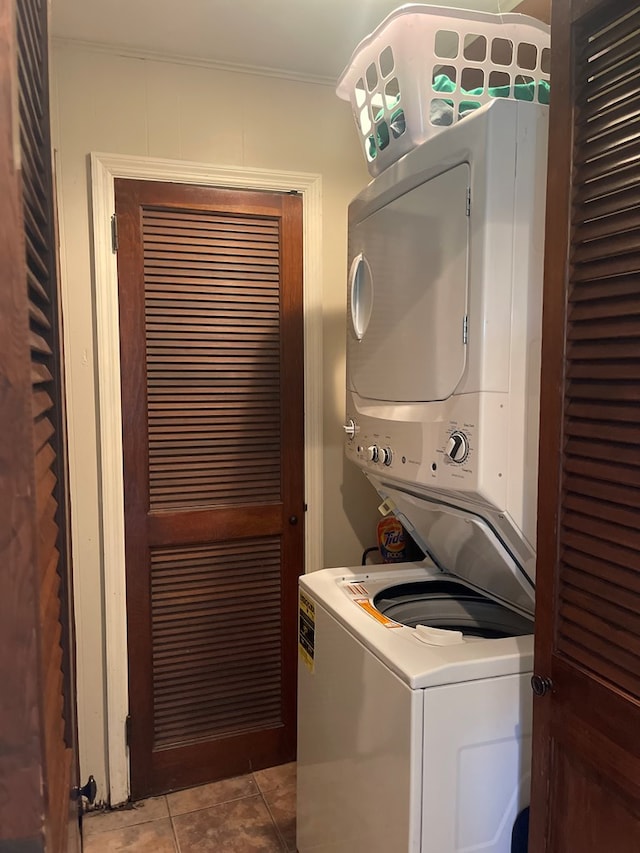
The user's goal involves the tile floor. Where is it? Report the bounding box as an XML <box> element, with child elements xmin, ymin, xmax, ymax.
<box><xmin>83</xmin><ymin>762</ymin><xmax>296</xmax><ymax>852</ymax></box>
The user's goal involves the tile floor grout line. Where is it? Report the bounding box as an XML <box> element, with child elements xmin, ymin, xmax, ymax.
<box><xmin>82</xmin><ymin>806</ymin><xmax>168</xmax><ymax>836</ymax></box>
<box><xmin>169</xmin><ymin>810</ymin><xmax>182</xmax><ymax>853</ymax></box>
<box><xmin>167</xmin><ymin>790</ymin><xmax>263</xmax><ymax>819</ymax></box>
<box><xmin>258</xmin><ymin>787</ymin><xmax>289</xmax><ymax>852</ymax></box>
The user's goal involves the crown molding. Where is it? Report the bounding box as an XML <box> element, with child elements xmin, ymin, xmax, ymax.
<box><xmin>52</xmin><ymin>36</ymin><xmax>337</xmax><ymax>87</ymax></box>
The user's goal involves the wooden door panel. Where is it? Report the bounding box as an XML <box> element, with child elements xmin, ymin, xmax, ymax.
<box><xmin>531</xmin><ymin>0</ymin><xmax>640</xmax><ymax>849</ymax></box>
<box><xmin>116</xmin><ymin>179</ymin><xmax>304</xmax><ymax>798</ymax></box>
<box><xmin>550</xmin><ymin>746</ymin><xmax>640</xmax><ymax>852</ymax></box>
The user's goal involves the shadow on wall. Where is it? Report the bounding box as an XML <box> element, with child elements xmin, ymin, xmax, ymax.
<box><xmin>323</xmin><ymin>305</ymin><xmax>381</xmax><ymax>563</ymax></box>
<box><xmin>341</xmin><ymin>454</ymin><xmax>381</xmax><ymax>556</ymax></box>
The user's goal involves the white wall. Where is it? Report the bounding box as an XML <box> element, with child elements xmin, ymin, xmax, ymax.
<box><xmin>51</xmin><ymin>41</ymin><xmax>381</xmax><ymax>802</ymax></box>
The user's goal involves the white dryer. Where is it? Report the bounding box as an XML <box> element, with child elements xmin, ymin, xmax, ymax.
<box><xmin>297</xmin><ymin>98</ymin><xmax>548</xmax><ymax>853</ymax></box>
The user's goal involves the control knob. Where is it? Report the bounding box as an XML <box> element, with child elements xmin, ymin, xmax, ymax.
<box><xmin>343</xmin><ymin>418</ymin><xmax>358</xmax><ymax>440</ymax></box>
<box><xmin>445</xmin><ymin>431</ymin><xmax>469</xmax><ymax>464</ymax></box>
<box><xmin>367</xmin><ymin>445</ymin><xmax>380</xmax><ymax>463</ymax></box>
<box><xmin>380</xmin><ymin>447</ymin><xmax>393</xmax><ymax>467</ymax></box>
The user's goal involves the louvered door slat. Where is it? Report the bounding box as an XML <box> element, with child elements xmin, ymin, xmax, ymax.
<box><xmin>565</xmin><ymin>419</ymin><xmax>640</xmax><ymax>442</ymax></box>
<box><xmin>33</xmin><ymin>415</ymin><xmax>54</xmax><ymax>453</ymax></box>
<box><xmin>153</xmin><ymin>626</ymin><xmax>283</xmax><ymax>650</ymax></box>
<box><xmin>144</xmin><ymin>223</ymin><xmax>280</xmax><ymax>240</ymax></box>
<box><xmin>145</xmin><ymin>242</ymin><xmax>279</xmax><ymax>259</ymax></box>
<box><xmin>562</xmin><ymin>591</ymin><xmax>640</xmax><ymax>647</ymax></box>
<box><xmin>145</xmin><ymin>209</ymin><xmax>280</xmax><ymax>228</ymax></box>
<box><xmin>564</xmin><ymin>472</ymin><xmax>640</xmax><ymax>510</ymax></box>
<box><xmin>145</xmin><ymin>236</ymin><xmax>280</xmax><ymax>254</ymax></box>
<box><xmin>559</xmin><ymin>616</ymin><xmax>640</xmax><ymax>679</ymax></box>
<box><xmin>576</xmin><ymin>122</ymin><xmax>640</xmax><ymax>169</ymax></box>
<box><xmin>566</xmin><ymin>435</ymin><xmax>640</xmax><ymax>465</ymax></box>
<box><xmin>574</xmin><ymin>165</ymin><xmax>640</xmax><ymax>205</ymax></box>
<box><xmin>576</xmin><ymin>91</ymin><xmax>640</xmax><ymax>142</ymax></box>
<box><xmin>21</xmin><ymin>144</ymin><xmax>47</xmax><ymax>213</ymax></box>
<box><xmin>578</xmin><ymin>6</ymin><xmax>640</xmax><ymax>62</ymax></box>
<box><xmin>16</xmin><ymin>0</ymin><xmax>42</xmax><ymax>64</ymax></box>
<box><xmin>562</xmin><ymin>564</ymin><xmax>640</xmax><ymax>611</ymax></box>
<box><xmin>565</xmin><ymin>453</ymin><xmax>639</xmax><ymax>486</ymax></box>
<box><xmin>573</xmin><ymin>227</ymin><xmax>640</xmax><ymax>263</ymax></box>
<box><xmin>565</xmin><ymin>381</ymin><xmax>640</xmax><ymax>402</ymax></box>
<box><xmin>572</xmin><ymin>252</ymin><xmax>640</xmax><ymax>281</ymax></box>
<box><xmin>578</xmin><ymin>12</ymin><xmax>640</xmax><ymax>81</ymax></box>
<box><xmin>565</xmin><ymin>492</ymin><xmax>640</xmax><ymax>536</ymax></box>
<box><xmin>147</xmin><ymin>277</ymin><xmax>280</xmax><ymax>290</ymax></box>
<box><xmin>17</xmin><ymin>79</ymin><xmax>43</xmax><ymax>151</ymax></box>
<box><xmin>574</xmin><ymin>208</ymin><xmax>640</xmax><ymax>246</ymax></box>
<box><xmin>572</xmin><ymin>189</ymin><xmax>640</xmax><ymax>224</ymax></box>
<box><xmin>154</xmin><ymin>646</ymin><xmax>281</xmax><ymax>678</ymax></box>
<box><xmin>26</xmin><ymin>264</ymin><xmax>49</xmax><ymax>301</ymax></box>
<box><xmin>564</xmin><ymin>509</ymin><xmax>640</xmax><ymax>552</ymax></box>
<box><xmin>576</xmin><ymin>49</ymin><xmax>640</xmax><ymax>104</ymax></box>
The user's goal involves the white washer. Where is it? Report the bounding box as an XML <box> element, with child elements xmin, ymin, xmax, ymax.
<box><xmin>297</xmin><ymin>562</ymin><xmax>533</xmax><ymax>853</ymax></box>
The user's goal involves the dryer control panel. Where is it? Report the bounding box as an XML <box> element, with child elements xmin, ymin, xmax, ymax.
<box><xmin>344</xmin><ymin>388</ymin><xmax>512</xmax><ymax>522</ymax></box>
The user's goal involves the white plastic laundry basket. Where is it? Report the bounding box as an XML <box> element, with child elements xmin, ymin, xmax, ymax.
<box><xmin>337</xmin><ymin>4</ymin><xmax>550</xmax><ymax>177</ymax></box>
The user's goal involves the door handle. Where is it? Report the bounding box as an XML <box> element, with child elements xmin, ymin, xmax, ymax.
<box><xmin>531</xmin><ymin>675</ymin><xmax>553</xmax><ymax>697</ymax></box>
<box><xmin>289</xmin><ymin>515</ymin><xmax>298</xmax><ymax>525</ymax></box>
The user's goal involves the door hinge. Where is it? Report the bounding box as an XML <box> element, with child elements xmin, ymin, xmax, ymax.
<box><xmin>465</xmin><ymin>187</ymin><xmax>471</xmax><ymax>217</ymax></box>
<box><xmin>463</xmin><ymin>315</ymin><xmax>468</xmax><ymax>344</ymax></box>
<box><xmin>72</xmin><ymin>775</ymin><xmax>97</xmax><ymax>804</ymax></box>
<box><xmin>125</xmin><ymin>713</ymin><xmax>131</xmax><ymax>747</ymax></box>
<box><xmin>111</xmin><ymin>213</ymin><xmax>119</xmax><ymax>253</ymax></box>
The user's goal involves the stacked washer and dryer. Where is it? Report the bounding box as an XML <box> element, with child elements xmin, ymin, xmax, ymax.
<box><xmin>297</xmin><ymin>7</ymin><xmax>550</xmax><ymax>853</ymax></box>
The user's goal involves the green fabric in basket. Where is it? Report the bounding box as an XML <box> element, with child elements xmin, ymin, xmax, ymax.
<box><xmin>432</xmin><ymin>73</ymin><xmax>550</xmax><ymax>106</ymax></box>
<box><xmin>367</xmin><ymin>75</ymin><xmax>550</xmax><ymax>159</ymax></box>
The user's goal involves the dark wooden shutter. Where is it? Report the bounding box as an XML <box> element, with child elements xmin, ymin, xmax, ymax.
<box><xmin>18</xmin><ymin>0</ymin><xmax>77</xmax><ymax>848</ymax></box>
<box><xmin>558</xmin><ymin>2</ymin><xmax>640</xmax><ymax>699</ymax></box>
<box><xmin>117</xmin><ymin>180</ymin><xmax>304</xmax><ymax>797</ymax></box>
<box><xmin>530</xmin><ymin>2</ymin><xmax>640</xmax><ymax>849</ymax></box>
<box><xmin>1</xmin><ymin>0</ymin><xmax>78</xmax><ymax>850</ymax></box>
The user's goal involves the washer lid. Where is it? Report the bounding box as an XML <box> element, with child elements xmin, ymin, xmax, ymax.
<box><xmin>373</xmin><ymin>482</ymin><xmax>535</xmax><ymax>616</ymax></box>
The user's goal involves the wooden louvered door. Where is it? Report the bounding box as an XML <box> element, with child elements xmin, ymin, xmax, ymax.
<box><xmin>0</xmin><ymin>0</ymin><xmax>80</xmax><ymax>851</ymax></box>
<box><xmin>115</xmin><ymin>179</ymin><xmax>304</xmax><ymax>798</ymax></box>
<box><xmin>530</xmin><ymin>1</ymin><xmax>640</xmax><ymax>850</ymax></box>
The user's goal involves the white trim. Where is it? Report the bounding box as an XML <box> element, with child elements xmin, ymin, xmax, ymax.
<box><xmin>90</xmin><ymin>153</ymin><xmax>323</xmax><ymax>805</ymax></box>
<box><xmin>54</xmin><ymin>37</ymin><xmax>337</xmax><ymax>87</ymax></box>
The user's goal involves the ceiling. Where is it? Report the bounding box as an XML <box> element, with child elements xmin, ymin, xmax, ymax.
<box><xmin>51</xmin><ymin>0</ymin><xmax>521</xmax><ymax>84</ymax></box>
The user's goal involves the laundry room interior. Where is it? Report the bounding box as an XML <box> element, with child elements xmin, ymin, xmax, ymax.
<box><xmin>3</xmin><ymin>0</ymin><xmax>640</xmax><ymax>852</ymax></box>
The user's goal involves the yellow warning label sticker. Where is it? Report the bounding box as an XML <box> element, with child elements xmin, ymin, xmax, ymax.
<box><xmin>356</xmin><ymin>599</ymin><xmax>402</xmax><ymax>628</ymax></box>
<box><xmin>299</xmin><ymin>591</ymin><xmax>315</xmax><ymax>673</ymax></box>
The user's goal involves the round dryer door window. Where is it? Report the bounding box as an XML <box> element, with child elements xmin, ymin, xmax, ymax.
<box><xmin>349</xmin><ymin>252</ymin><xmax>374</xmax><ymax>341</ymax></box>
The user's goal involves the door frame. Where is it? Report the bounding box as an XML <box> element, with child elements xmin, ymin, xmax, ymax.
<box><xmin>89</xmin><ymin>152</ymin><xmax>323</xmax><ymax>805</ymax></box>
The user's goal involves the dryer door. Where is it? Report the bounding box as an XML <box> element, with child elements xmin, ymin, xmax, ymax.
<box><xmin>348</xmin><ymin>163</ymin><xmax>470</xmax><ymax>403</ymax></box>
